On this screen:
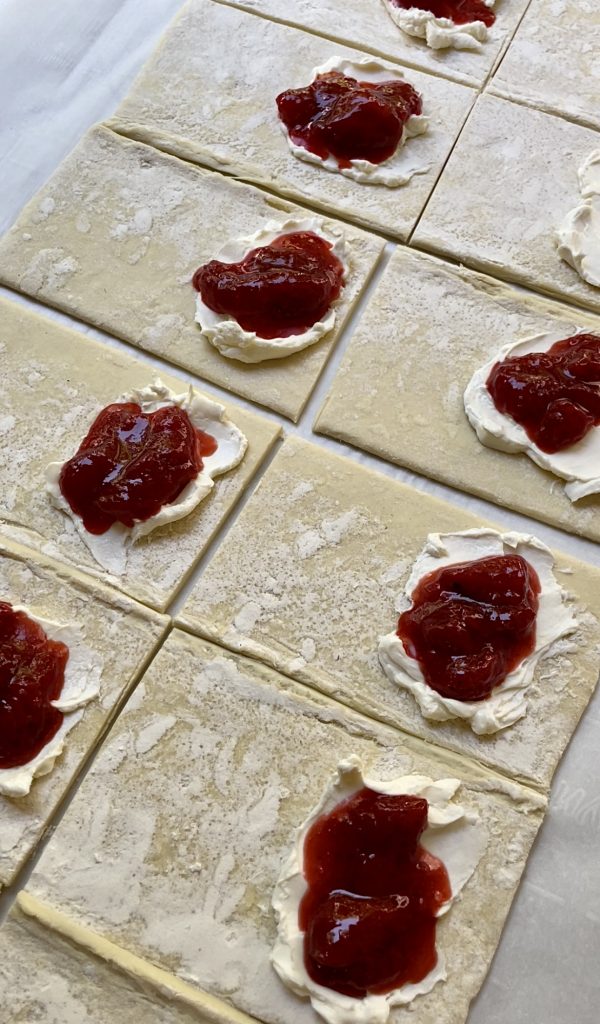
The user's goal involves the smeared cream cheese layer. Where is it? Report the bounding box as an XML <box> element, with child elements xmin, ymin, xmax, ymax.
<box><xmin>0</xmin><ymin>608</ymin><xmax>102</xmax><ymax>798</ymax></box>
<box><xmin>464</xmin><ymin>331</ymin><xmax>600</xmax><ymax>501</ymax></box>
<box><xmin>379</xmin><ymin>530</ymin><xmax>577</xmax><ymax>735</ymax></box>
<box><xmin>381</xmin><ymin>0</ymin><xmax>495</xmax><ymax>51</ymax></box>
<box><xmin>557</xmin><ymin>149</ymin><xmax>600</xmax><ymax>288</ymax></box>
<box><xmin>279</xmin><ymin>57</ymin><xmax>429</xmax><ymax>187</ymax></box>
<box><xmin>271</xmin><ymin>756</ymin><xmax>486</xmax><ymax>1024</ymax></box>
<box><xmin>195</xmin><ymin>217</ymin><xmax>348</xmax><ymax>362</ymax></box>
<box><xmin>46</xmin><ymin>381</ymin><xmax>247</xmax><ymax>575</ymax></box>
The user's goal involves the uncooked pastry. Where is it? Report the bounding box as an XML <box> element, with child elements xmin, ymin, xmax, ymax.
<box><xmin>381</xmin><ymin>0</ymin><xmax>496</xmax><ymax>51</ymax></box>
<box><xmin>106</xmin><ymin>0</ymin><xmax>476</xmax><ymax>239</ymax></box>
<box><xmin>0</xmin><ymin>296</ymin><xmax>280</xmax><ymax>610</ymax></box>
<box><xmin>314</xmin><ymin>246</ymin><xmax>600</xmax><ymax>543</ymax></box>
<box><xmin>24</xmin><ymin>628</ymin><xmax>545</xmax><ymax>1024</ymax></box>
<box><xmin>178</xmin><ymin>436</ymin><xmax>600</xmax><ymax>790</ymax></box>
<box><xmin>0</xmin><ymin>128</ymin><xmax>383</xmax><ymax>423</ymax></box>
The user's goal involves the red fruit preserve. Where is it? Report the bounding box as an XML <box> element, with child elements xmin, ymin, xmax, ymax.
<box><xmin>397</xmin><ymin>555</ymin><xmax>540</xmax><ymax>702</ymax></box>
<box><xmin>276</xmin><ymin>71</ymin><xmax>422</xmax><ymax>168</ymax></box>
<box><xmin>300</xmin><ymin>787</ymin><xmax>451</xmax><ymax>997</ymax></box>
<box><xmin>59</xmin><ymin>403</ymin><xmax>217</xmax><ymax>535</ymax></box>
<box><xmin>388</xmin><ymin>0</ymin><xmax>495</xmax><ymax>27</ymax></box>
<box><xmin>487</xmin><ymin>333</ymin><xmax>600</xmax><ymax>454</ymax></box>
<box><xmin>0</xmin><ymin>602</ymin><xmax>69</xmax><ymax>770</ymax></box>
<box><xmin>193</xmin><ymin>231</ymin><xmax>345</xmax><ymax>340</ymax></box>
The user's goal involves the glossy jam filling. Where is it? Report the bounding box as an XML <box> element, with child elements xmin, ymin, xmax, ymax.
<box><xmin>193</xmin><ymin>231</ymin><xmax>345</xmax><ymax>340</ymax></box>
<box><xmin>0</xmin><ymin>602</ymin><xmax>69</xmax><ymax>770</ymax></box>
<box><xmin>487</xmin><ymin>333</ymin><xmax>600</xmax><ymax>454</ymax></box>
<box><xmin>397</xmin><ymin>555</ymin><xmax>540</xmax><ymax>702</ymax></box>
<box><xmin>300</xmin><ymin>787</ymin><xmax>451</xmax><ymax>997</ymax></box>
<box><xmin>388</xmin><ymin>0</ymin><xmax>496</xmax><ymax>27</ymax></box>
<box><xmin>59</xmin><ymin>403</ymin><xmax>217</xmax><ymax>535</ymax></box>
<box><xmin>276</xmin><ymin>70</ymin><xmax>422</xmax><ymax>168</ymax></box>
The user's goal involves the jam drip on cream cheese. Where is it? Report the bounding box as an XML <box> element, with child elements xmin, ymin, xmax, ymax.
<box><xmin>388</xmin><ymin>0</ymin><xmax>495</xmax><ymax>26</ymax></box>
<box><xmin>397</xmin><ymin>555</ymin><xmax>540</xmax><ymax>702</ymax></box>
<box><xmin>193</xmin><ymin>231</ymin><xmax>345</xmax><ymax>340</ymax></box>
<box><xmin>299</xmin><ymin>787</ymin><xmax>451</xmax><ymax>997</ymax></box>
<box><xmin>487</xmin><ymin>333</ymin><xmax>600</xmax><ymax>454</ymax></box>
<box><xmin>59</xmin><ymin>403</ymin><xmax>217</xmax><ymax>535</ymax></box>
<box><xmin>0</xmin><ymin>602</ymin><xmax>68</xmax><ymax>770</ymax></box>
<box><xmin>276</xmin><ymin>71</ymin><xmax>423</xmax><ymax>168</ymax></box>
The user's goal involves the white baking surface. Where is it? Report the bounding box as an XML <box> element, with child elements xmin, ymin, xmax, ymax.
<box><xmin>0</xmin><ymin>1</ymin><xmax>599</xmax><ymax>1021</ymax></box>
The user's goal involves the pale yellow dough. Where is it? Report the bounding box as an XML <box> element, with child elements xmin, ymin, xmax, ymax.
<box><xmin>0</xmin><ymin>128</ymin><xmax>383</xmax><ymax>422</ymax></box>
<box><xmin>315</xmin><ymin>247</ymin><xmax>600</xmax><ymax>542</ymax></box>
<box><xmin>0</xmin><ymin>536</ymin><xmax>168</xmax><ymax>890</ymax></box>
<box><xmin>0</xmin><ymin>296</ymin><xmax>280</xmax><ymax>610</ymax></box>
<box><xmin>24</xmin><ymin>629</ymin><xmax>545</xmax><ymax>1024</ymax></box>
<box><xmin>490</xmin><ymin>0</ymin><xmax>600</xmax><ymax>132</ymax></box>
<box><xmin>106</xmin><ymin>0</ymin><xmax>476</xmax><ymax>240</ymax></box>
<box><xmin>178</xmin><ymin>438</ymin><xmax>600</xmax><ymax>790</ymax></box>
<box><xmin>413</xmin><ymin>94</ymin><xmax>600</xmax><ymax>315</ymax></box>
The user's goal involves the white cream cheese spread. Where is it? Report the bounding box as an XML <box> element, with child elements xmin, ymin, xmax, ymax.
<box><xmin>378</xmin><ymin>529</ymin><xmax>577</xmax><ymax>735</ymax></box>
<box><xmin>464</xmin><ymin>330</ymin><xmax>600</xmax><ymax>501</ymax></box>
<box><xmin>46</xmin><ymin>380</ymin><xmax>247</xmax><ymax>575</ymax></box>
<box><xmin>0</xmin><ymin>607</ymin><xmax>102</xmax><ymax>798</ymax></box>
<box><xmin>279</xmin><ymin>57</ymin><xmax>429</xmax><ymax>187</ymax></box>
<box><xmin>195</xmin><ymin>216</ymin><xmax>348</xmax><ymax>363</ymax></box>
<box><xmin>271</xmin><ymin>756</ymin><xmax>486</xmax><ymax>1024</ymax></box>
<box><xmin>381</xmin><ymin>0</ymin><xmax>496</xmax><ymax>51</ymax></box>
<box><xmin>557</xmin><ymin>149</ymin><xmax>600</xmax><ymax>289</ymax></box>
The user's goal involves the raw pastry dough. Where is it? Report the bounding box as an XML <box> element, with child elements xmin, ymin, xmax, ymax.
<box><xmin>24</xmin><ymin>628</ymin><xmax>545</xmax><ymax>1024</ymax></box>
<box><xmin>178</xmin><ymin>437</ymin><xmax>600</xmax><ymax>790</ymax></box>
<box><xmin>0</xmin><ymin>128</ymin><xmax>383</xmax><ymax>422</ymax></box>
<box><xmin>490</xmin><ymin>0</ymin><xmax>600</xmax><ymax>133</ymax></box>
<box><xmin>0</xmin><ymin>297</ymin><xmax>280</xmax><ymax>610</ymax></box>
<box><xmin>0</xmin><ymin>535</ymin><xmax>168</xmax><ymax>890</ymax></box>
<box><xmin>413</xmin><ymin>94</ymin><xmax>600</xmax><ymax>316</ymax></box>
<box><xmin>314</xmin><ymin>247</ymin><xmax>600</xmax><ymax>542</ymax></box>
<box><xmin>106</xmin><ymin>1</ymin><xmax>476</xmax><ymax>240</ymax></box>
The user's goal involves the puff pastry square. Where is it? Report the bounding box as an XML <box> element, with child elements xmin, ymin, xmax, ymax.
<box><xmin>24</xmin><ymin>629</ymin><xmax>545</xmax><ymax>1024</ymax></box>
<box><xmin>179</xmin><ymin>438</ymin><xmax>600</xmax><ymax>790</ymax></box>
<box><xmin>0</xmin><ymin>536</ymin><xmax>168</xmax><ymax>890</ymax></box>
<box><xmin>413</xmin><ymin>94</ymin><xmax>600</xmax><ymax>314</ymax></box>
<box><xmin>0</xmin><ymin>296</ymin><xmax>280</xmax><ymax>610</ymax></box>
<box><xmin>0</xmin><ymin>128</ymin><xmax>383</xmax><ymax>422</ymax></box>
<box><xmin>106</xmin><ymin>0</ymin><xmax>476</xmax><ymax>240</ymax></box>
<box><xmin>315</xmin><ymin>247</ymin><xmax>600</xmax><ymax>542</ymax></box>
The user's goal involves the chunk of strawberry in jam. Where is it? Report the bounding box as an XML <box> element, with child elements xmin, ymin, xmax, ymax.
<box><xmin>276</xmin><ymin>71</ymin><xmax>422</xmax><ymax>168</ymax></box>
<box><xmin>59</xmin><ymin>403</ymin><xmax>217</xmax><ymax>535</ymax></box>
<box><xmin>388</xmin><ymin>0</ymin><xmax>495</xmax><ymax>27</ymax></box>
<box><xmin>397</xmin><ymin>554</ymin><xmax>540</xmax><ymax>702</ymax></box>
<box><xmin>193</xmin><ymin>231</ymin><xmax>345</xmax><ymax>340</ymax></box>
<box><xmin>0</xmin><ymin>601</ymin><xmax>68</xmax><ymax>770</ymax></box>
<box><xmin>487</xmin><ymin>333</ymin><xmax>600</xmax><ymax>453</ymax></box>
<box><xmin>300</xmin><ymin>787</ymin><xmax>451</xmax><ymax>998</ymax></box>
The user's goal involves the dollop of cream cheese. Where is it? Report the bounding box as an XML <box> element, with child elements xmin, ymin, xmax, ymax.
<box><xmin>381</xmin><ymin>0</ymin><xmax>496</xmax><ymax>50</ymax></box>
<box><xmin>279</xmin><ymin>57</ymin><xmax>430</xmax><ymax>187</ymax></box>
<box><xmin>557</xmin><ymin>149</ymin><xmax>600</xmax><ymax>288</ymax></box>
<box><xmin>0</xmin><ymin>607</ymin><xmax>102</xmax><ymax>798</ymax></box>
<box><xmin>196</xmin><ymin>216</ymin><xmax>348</xmax><ymax>363</ymax></box>
<box><xmin>271</xmin><ymin>755</ymin><xmax>486</xmax><ymax>1024</ymax></box>
<box><xmin>46</xmin><ymin>380</ymin><xmax>247</xmax><ymax>575</ymax></box>
<box><xmin>378</xmin><ymin>529</ymin><xmax>577</xmax><ymax>735</ymax></box>
<box><xmin>464</xmin><ymin>330</ymin><xmax>600</xmax><ymax>501</ymax></box>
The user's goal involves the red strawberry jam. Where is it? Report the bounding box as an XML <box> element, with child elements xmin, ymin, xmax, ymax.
<box><xmin>0</xmin><ymin>602</ymin><xmax>69</xmax><ymax>770</ymax></box>
<box><xmin>193</xmin><ymin>231</ymin><xmax>345</xmax><ymax>340</ymax></box>
<box><xmin>300</xmin><ymin>787</ymin><xmax>451</xmax><ymax>997</ymax></box>
<box><xmin>388</xmin><ymin>0</ymin><xmax>495</xmax><ymax>27</ymax></box>
<box><xmin>397</xmin><ymin>555</ymin><xmax>540</xmax><ymax>702</ymax></box>
<box><xmin>59</xmin><ymin>403</ymin><xmax>217</xmax><ymax>535</ymax></box>
<box><xmin>487</xmin><ymin>333</ymin><xmax>600</xmax><ymax>454</ymax></box>
<box><xmin>276</xmin><ymin>70</ymin><xmax>422</xmax><ymax>168</ymax></box>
